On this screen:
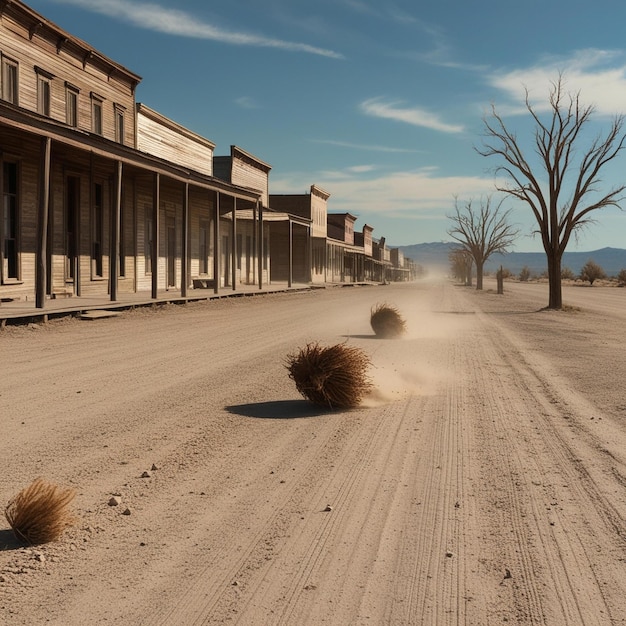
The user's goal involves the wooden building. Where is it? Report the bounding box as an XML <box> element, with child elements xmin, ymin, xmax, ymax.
<box><xmin>0</xmin><ymin>0</ymin><xmax>265</xmax><ymax>307</ymax></box>
<box><xmin>269</xmin><ymin>184</ymin><xmax>328</xmax><ymax>285</ymax></box>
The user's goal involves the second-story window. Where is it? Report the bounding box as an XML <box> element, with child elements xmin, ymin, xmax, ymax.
<box><xmin>114</xmin><ymin>104</ymin><xmax>125</xmax><ymax>144</ymax></box>
<box><xmin>66</xmin><ymin>83</ymin><xmax>79</xmax><ymax>127</ymax></box>
<box><xmin>1</xmin><ymin>56</ymin><xmax>18</xmax><ymax>105</ymax></box>
<box><xmin>91</xmin><ymin>93</ymin><xmax>103</xmax><ymax>135</ymax></box>
<box><xmin>35</xmin><ymin>67</ymin><xmax>53</xmax><ymax>116</ymax></box>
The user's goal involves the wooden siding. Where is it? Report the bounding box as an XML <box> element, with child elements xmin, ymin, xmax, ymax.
<box><xmin>1</xmin><ymin>2</ymin><xmax>138</xmax><ymax>145</ymax></box>
<box><xmin>215</xmin><ymin>146</ymin><xmax>271</xmax><ymax>207</ymax></box>
<box><xmin>136</xmin><ymin>105</ymin><xmax>214</xmax><ymax>177</ymax></box>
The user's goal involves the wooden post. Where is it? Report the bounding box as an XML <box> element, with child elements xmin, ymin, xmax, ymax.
<box><xmin>213</xmin><ymin>191</ymin><xmax>219</xmax><ymax>294</ymax></box>
<box><xmin>497</xmin><ymin>264</ymin><xmax>504</xmax><ymax>294</ymax></box>
<box><xmin>253</xmin><ymin>199</ymin><xmax>258</xmax><ymax>288</ymax></box>
<box><xmin>231</xmin><ymin>197</ymin><xmax>237</xmax><ymax>290</ymax></box>
<box><xmin>181</xmin><ymin>183</ymin><xmax>189</xmax><ymax>298</ymax></box>
<box><xmin>151</xmin><ymin>172</ymin><xmax>160</xmax><ymax>299</ymax></box>
<box><xmin>258</xmin><ymin>204</ymin><xmax>264</xmax><ymax>289</ymax></box>
<box><xmin>288</xmin><ymin>219</ymin><xmax>293</xmax><ymax>288</ymax></box>
<box><xmin>109</xmin><ymin>161</ymin><xmax>122</xmax><ymax>301</ymax></box>
<box><xmin>36</xmin><ymin>137</ymin><xmax>51</xmax><ymax>309</ymax></box>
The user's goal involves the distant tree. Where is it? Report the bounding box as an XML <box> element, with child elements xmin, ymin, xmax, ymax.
<box><xmin>519</xmin><ymin>265</ymin><xmax>531</xmax><ymax>281</ymax></box>
<box><xmin>579</xmin><ymin>259</ymin><xmax>607</xmax><ymax>285</ymax></box>
<box><xmin>447</xmin><ymin>195</ymin><xmax>519</xmax><ymax>290</ymax></box>
<box><xmin>561</xmin><ymin>266</ymin><xmax>576</xmax><ymax>280</ymax></box>
<box><xmin>478</xmin><ymin>75</ymin><xmax>626</xmax><ymax>309</ymax></box>
<box><xmin>448</xmin><ymin>248</ymin><xmax>473</xmax><ymax>286</ymax></box>
<box><xmin>617</xmin><ymin>268</ymin><xmax>626</xmax><ymax>286</ymax></box>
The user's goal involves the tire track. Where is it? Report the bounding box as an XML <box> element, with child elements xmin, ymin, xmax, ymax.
<box><xmin>460</xmin><ymin>290</ymin><xmax>626</xmax><ymax>624</ymax></box>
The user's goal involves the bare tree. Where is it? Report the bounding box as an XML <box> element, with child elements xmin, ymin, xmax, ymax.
<box><xmin>448</xmin><ymin>248</ymin><xmax>473</xmax><ymax>285</ymax></box>
<box><xmin>478</xmin><ymin>75</ymin><xmax>626</xmax><ymax>308</ymax></box>
<box><xmin>447</xmin><ymin>196</ymin><xmax>518</xmax><ymax>290</ymax></box>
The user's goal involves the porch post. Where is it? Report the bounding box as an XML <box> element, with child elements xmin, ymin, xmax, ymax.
<box><xmin>151</xmin><ymin>172</ymin><xmax>160</xmax><ymax>299</ymax></box>
<box><xmin>288</xmin><ymin>219</ymin><xmax>293</xmax><ymax>288</ymax></box>
<box><xmin>258</xmin><ymin>203</ymin><xmax>264</xmax><ymax>289</ymax></box>
<box><xmin>213</xmin><ymin>191</ymin><xmax>219</xmax><ymax>294</ymax></box>
<box><xmin>35</xmin><ymin>136</ymin><xmax>51</xmax><ymax>309</ymax></box>
<box><xmin>110</xmin><ymin>161</ymin><xmax>122</xmax><ymax>301</ymax></box>
<box><xmin>253</xmin><ymin>200</ymin><xmax>258</xmax><ymax>288</ymax></box>
<box><xmin>231</xmin><ymin>197</ymin><xmax>237</xmax><ymax>290</ymax></box>
<box><xmin>181</xmin><ymin>182</ymin><xmax>189</xmax><ymax>298</ymax></box>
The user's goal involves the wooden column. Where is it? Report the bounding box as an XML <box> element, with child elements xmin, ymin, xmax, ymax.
<box><xmin>231</xmin><ymin>197</ymin><xmax>237</xmax><ymax>290</ymax></box>
<box><xmin>110</xmin><ymin>161</ymin><xmax>122</xmax><ymax>301</ymax></box>
<box><xmin>213</xmin><ymin>191</ymin><xmax>220</xmax><ymax>294</ymax></box>
<box><xmin>288</xmin><ymin>219</ymin><xmax>293</xmax><ymax>288</ymax></box>
<box><xmin>253</xmin><ymin>200</ymin><xmax>258</xmax><ymax>288</ymax></box>
<box><xmin>258</xmin><ymin>204</ymin><xmax>264</xmax><ymax>290</ymax></box>
<box><xmin>151</xmin><ymin>172</ymin><xmax>160</xmax><ymax>299</ymax></box>
<box><xmin>35</xmin><ymin>137</ymin><xmax>51</xmax><ymax>309</ymax></box>
<box><xmin>181</xmin><ymin>183</ymin><xmax>189</xmax><ymax>298</ymax></box>
<box><xmin>307</xmin><ymin>225</ymin><xmax>312</xmax><ymax>283</ymax></box>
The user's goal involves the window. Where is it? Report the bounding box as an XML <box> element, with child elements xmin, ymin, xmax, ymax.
<box><xmin>145</xmin><ymin>214</ymin><xmax>153</xmax><ymax>274</ymax></box>
<box><xmin>2</xmin><ymin>161</ymin><xmax>19</xmax><ymax>281</ymax></box>
<box><xmin>114</xmin><ymin>104</ymin><xmax>125</xmax><ymax>144</ymax></box>
<box><xmin>65</xmin><ymin>83</ymin><xmax>79</xmax><ymax>127</ymax></box>
<box><xmin>35</xmin><ymin>68</ymin><xmax>52</xmax><ymax>116</ymax></box>
<box><xmin>1</xmin><ymin>57</ymin><xmax>18</xmax><ymax>104</ymax></box>
<box><xmin>199</xmin><ymin>220</ymin><xmax>209</xmax><ymax>274</ymax></box>
<box><xmin>91</xmin><ymin>183</ymin><xmax>103</xmax><ymax>277</ymax></box>
<box><xmin>91</xmin><ymin>93</ymin><xmax>103</xmax><ymax>135</ymax></box>
<box><xmin>118</xmin><ymin>192</ymin><xmax>125</xmax><ymax>277</ymax></box>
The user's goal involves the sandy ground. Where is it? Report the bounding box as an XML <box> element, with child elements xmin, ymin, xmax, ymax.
<box><xmin>1</xmin><ymin>278</ymin><xmax>625</xmax><ymax>625</ymax></box>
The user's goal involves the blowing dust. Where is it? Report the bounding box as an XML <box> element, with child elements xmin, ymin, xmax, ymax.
<box><xmin>361</xmin><ymin>306</ymin><xmax>470</xmax><ymax>407</ymax></box>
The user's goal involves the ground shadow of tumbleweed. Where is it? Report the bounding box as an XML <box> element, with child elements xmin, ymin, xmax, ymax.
<box><xmin>0</xmin><ymin>528</ymin><xmax>26</xmax><ymax>551</ymax></box>
<box><xmin>226</xmin><ymin>399</ymin><xmax>331</xmax><ymax>419</ymax></box>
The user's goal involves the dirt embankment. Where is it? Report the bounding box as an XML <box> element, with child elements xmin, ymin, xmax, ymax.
<box><xmin>1</xmin><ymin>280</ymin><xmax>625</xmax><ymax>625</ymax></box>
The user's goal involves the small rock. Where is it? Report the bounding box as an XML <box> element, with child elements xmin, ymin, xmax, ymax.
<box><xmin>445</xmin><ymin>551</ymin><xmax>454</xmax><ymax>558</ymax></box>
<box><xmin>141</xmin><ymin>471</ymin><xmax>151</xmax><ymax>478</ymax></box>
<box><xmin>108</xmin><ymin>496</ymin><xmax>121</xmax><ymax>507</ymax></box>
<box><xmin>324</xmin><ymin>505</ymin><xmax>333</xmax><ymax>512</ymax></box>
<box><xmin>35</xmin><ymin>554</ymin><xmax>46</xmax><ymax>563</ymax></box>
<box><xmin>122</xmin><ymin>508</ymin><xmax>131</xmax><ymax>516</ymax></box>
<box><xmin>504</xmin><ymin>568</ymin><xmax>512</xmax><ymax>579</ymax></box>
<box><xmin>151</xmin><ymin>464</ymin><xmax>158</xmax><ymax>471</ymax></box>
<box><xmin>232</xmin><ymin>580</ymin><xmax>239</xmax><ymax>586</ymax></box>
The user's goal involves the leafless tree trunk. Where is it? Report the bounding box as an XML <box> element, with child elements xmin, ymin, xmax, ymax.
<box><xmin>477</xmin><ymin>75</ymin><xmax>626</xmax><ymax>309</ymax></box>
<box><xmin>447</xmin><ymin>196</ymin><xmax>518</xmax><ymax>290</ymax></box>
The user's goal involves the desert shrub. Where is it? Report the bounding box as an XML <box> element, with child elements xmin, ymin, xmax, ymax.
<box><xmin>561</xmin><ymin>266</ymin><xmax>575</xmax><ymax>280</ymax></box>
<box><xmin>286</xmin><ymin>342</ymin><xmax>373</xmax><ymax>409</ymax></box>
<box><xmin>579</xmin><ymin>259</ymin><xmax>606</xmax><ymax>285</ymax></box>
<box><xmin>519</xmin><ymin>266</ymin><xmax>531</xmax><ymax>281</ymax></box>
<box><xmin>617</xmin><ymin>268</ymin><xmax>626</xmax><ymax>286</ymax></box>
<box><xmin>370</xmin><ymin>303</ymin><xmax>406</xmax><ymax>338</ymax></box>
<box><xmin>5</xmin><ymin>478</ymin><xmax>76</xmax><ymax>544</ymax></box>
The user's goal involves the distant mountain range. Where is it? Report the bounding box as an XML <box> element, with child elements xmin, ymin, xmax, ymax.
<box><xmin>397</xmin><ymin>242</ymin><xmax>626</xmax><ymax>277</ymax></box>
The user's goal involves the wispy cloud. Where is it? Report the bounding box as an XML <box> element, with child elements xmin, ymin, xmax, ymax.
<box><xmin>235</xmin><ymin>96</ymin><xmax>259</xmax><ymax>109</ymax></box>
<box><xmin>487</xmin><ymin>49</ymin><xmax>626</xmax><ymax>116</ymax></box>
<box><xmin>360</xmin><ymin>97</ymin><xmax>464</xmax><ymax>133</ymax></box>
<box><xmin>311</xmin><ymin>139</ymin><xmax>422</xmax><ymax>153</ymax></box>
<box><xmin>272</xmin><ymin>166</ymin><xmax>493</xmax><ymax>215</ymax></box>
<box><xmin>52</xmin><ymin>0</ymin><xmax>344</xmax><ymax>58</ymax></box>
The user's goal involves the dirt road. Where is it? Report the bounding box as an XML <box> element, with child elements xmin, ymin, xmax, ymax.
<box><xmin>1</xmin><ymin>279</ymin><xmax>625</xmax><ymax>625</ymax></box>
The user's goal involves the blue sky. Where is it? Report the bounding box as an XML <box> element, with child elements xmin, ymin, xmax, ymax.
<box><xmin>25</xmin><ymin>0</ymin><xmax>626</xmax><ymax>251</ymax></box>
